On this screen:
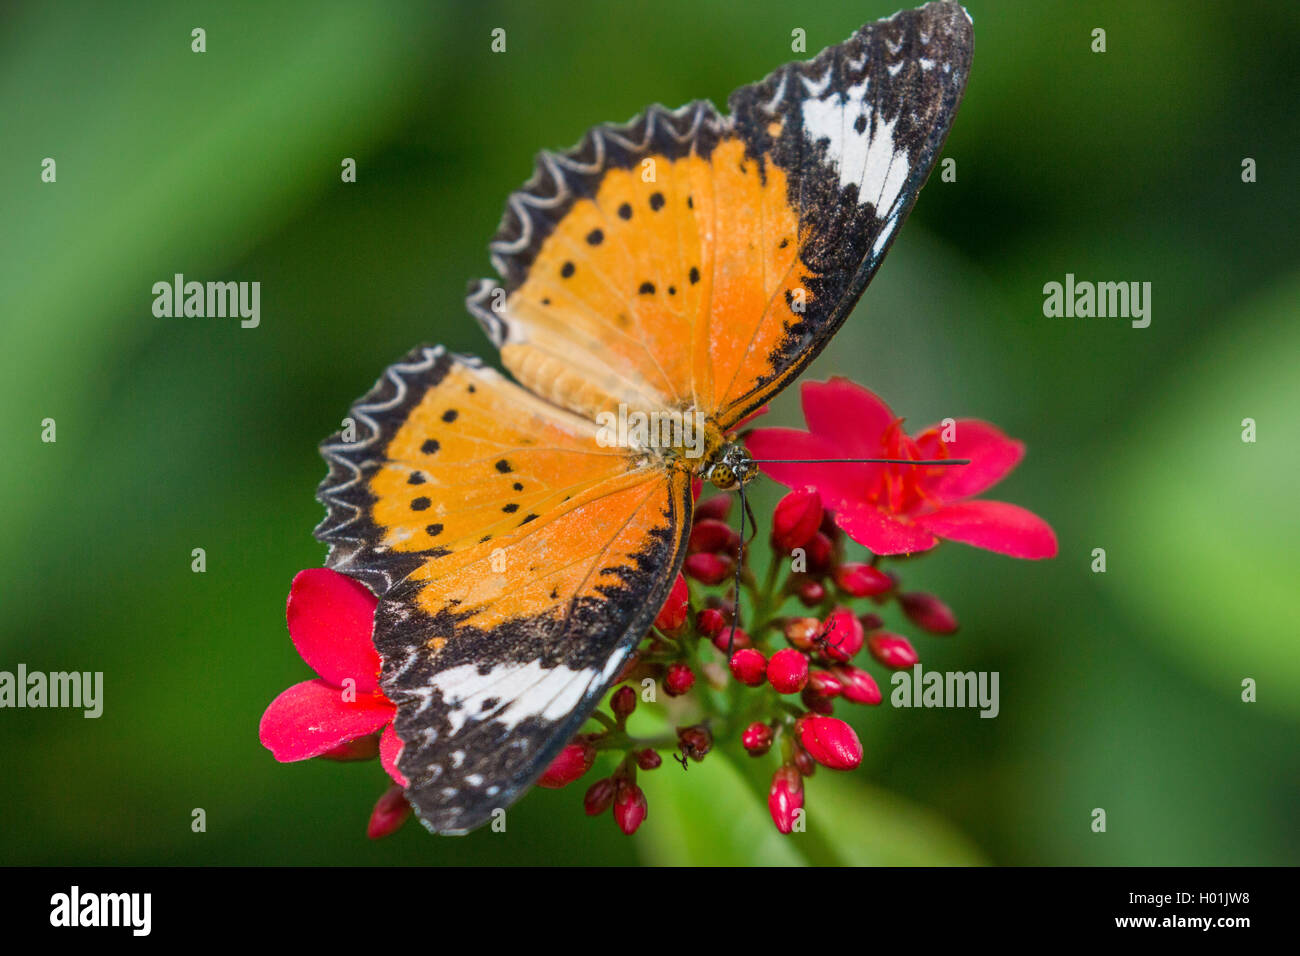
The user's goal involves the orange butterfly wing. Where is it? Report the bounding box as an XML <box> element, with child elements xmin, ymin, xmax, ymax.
<box><xmin>317</xmin><ymin>347</ymin><xmax>689</xmax><ymax>833</ymax></box>
<box><xmin>468</xmin><ymin>2</ymin><xmax>972</xmax><ymax>429</ymax></box>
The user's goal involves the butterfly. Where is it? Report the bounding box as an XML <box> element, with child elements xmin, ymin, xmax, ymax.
<box><xmin>314</xmin><ymin>1</ymin><xmax>972</xmax><ymax>834</ymax></box>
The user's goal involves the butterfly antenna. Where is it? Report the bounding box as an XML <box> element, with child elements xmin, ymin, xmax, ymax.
<box><xmin>725</xmin><ymin>481</ymin><xmax>748</xmax><ymax>660</ymax></box>
<box><xmin>747</xmin><ymin>458</ymin><xmax>971</xmax><ymax>466</ymax></box>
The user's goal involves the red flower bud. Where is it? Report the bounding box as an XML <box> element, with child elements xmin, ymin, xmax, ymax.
<box><xmin>684</xmin><ymin>552</ymin><xmax>734</xmax><ymax>586</ymax></box>
<box><xmin>833</xmin><ymin>562</ymin><xmax>893</xmax><ymax>597</ymax></box>
<box><xmin>677</xmin><ymin>724</ymin><xmax>712</xmax><ymax>761</ymax></box>
<box><xmin>795</xmin><ymin>579</ymin><xmax>826</xmax><ymax>607</ymax></box>
<box><xmin>537</xmin><ymin>739</ymin><xmax>595</xmax><ymax>788</ymax></box>
<box><xmin>742</xmin><ymin>722</ymin><xmax>774</xmax><ymax>756</ymax></box>
<box><xmin>611</xmin><ymin>684</ymin><xmax>637</xmax><ymax>719</ymax></box>
<box><xmin>689</xmin><ymin>518</ymin><xmax>741</xmax><ymax>555</ymax></box>
<box><xmin>366</xmin><ymin>784</ymin><xmax>412</xmax><ymax>840</ymax></box>
<box><xmin>859</xmin><ymin>613</ymin><xmax>884</xmax><ymax>631</ymax></box>
<box><xmin>899</xmin><ymin>592</ymin><xmax>959</xmax><ymax>635</ymax></box>
<box><xmin>800</xmin><ymin>686</ymin><xmax>835</xmax><ymax>715</ymax></box>
<box><xmin>806</xmin><ymin>532</ymin><xmax>833</xmax><ymax>574</ymax></box>
<box><xmin>867</xmin><ymin>632</ymin><xmax>920</xmax><ymax>669</ymax></box>
<box><xmin>783</xmin><ymin>616</ymin><xmax>821</xmax><ymax>651</ymax></box>
<box><xmin>695</xmin><ymin>606</ymin><xmax>727</xmax><ymax>638</ymax></box>
<box><xmin>792</xmin><ymin>742</ymin><xmax>817</xmax><ymax>777</ymax></box>
<box><xmin>772</xmin><ymin>489</ymin><xmax>823</xmax><ymax>552</ymax></box>
<box><xmin>729</xmin><ymin>648</ymin><xmax>767</xmax><ymax>686</ymax></box>
<box><xmin>584</xmin><ymin>778</ymin><xmax>615</xmax><ymax>815</ymax></box>
<box><xmin>819</xmin><ymin>606</ymin><xmax>864</xmax><ymax>663</ymax></box>
<box><xmin>767</xmin><ymin>648</ymin><xmax>809</xmax><ymax>694</ymax></box>
<box><xmin>796</xmin><ymin>715</ymin><xmax>863</xmax><ymax>770</ymax></box>
<box><xmin>653</xmin><ymin>573</ymin><xmax>690</xmax><ymax>634</ymax></box>
<box><xmin>711</xmin><ymin>627</ymin><xmax>751</xmax><ymax>653</ymax></box>
<box><xmin>768</xmin><ymin>765</ymin><xmax>804</xmax><ymax>834</ymax></box>
<box><xmin>819</xmin><ymin>508</ymin><xmax>842</xmax><ymax>542</ymax></box>
<box><xmin>694</xmin><ymin>494</ymin><xmax>732</xmax><ymax>523</ymax></box>
<box><xmin>663</xmin><ymin>661</ymin><xmax>696</xmax><ymax>697</ymax></box>
<box><xmin>636</xmin><ymin>748</ymin><xmax>662</xmax><ymax>771</ymax></box>
<box><xmin>808</xmin><ymin>669</ymin><xmax>845</xmax><ymax>698</ymax></box>
<box><xmin>834</xmin><ymin>666</ymin><xmax>883</xmax><ymax>705</ymax></box>
<box><xmin>613</xmin><ymin>780</ymin><xmax>648</xmax><ymax>834</ymax></box>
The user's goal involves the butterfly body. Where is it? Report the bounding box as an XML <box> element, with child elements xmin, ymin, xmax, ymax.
<box><xmin>316</xmin><ymin>2</ymin><xmax>972</xmax><ymax>833</ymax></box>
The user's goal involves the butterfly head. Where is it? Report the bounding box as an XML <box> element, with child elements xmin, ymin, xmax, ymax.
<box><xmin>704</xmin><ymin>442</ymin><xmax>758</xmax><ymax>491</ymax></box>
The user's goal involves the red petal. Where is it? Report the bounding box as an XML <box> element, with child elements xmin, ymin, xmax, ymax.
<box><xmin>287</xmin><ymin>568</ymin><xmax>381</xmax><ymax>693</ymax></box>
<box><xmin>800</xmin><ymin>378</ymin><xmax>895</xmax><ymax>456</ymax></box>
<box><xmin>746</xmin><ymin>428</ymin><xmax>875</xmax><ymax>505</ymax></box>
<box><xmin>917</xmin><ymin>500</ymin><xmax>1058</xmax><ymax>559</ymax></box>
<box><xmin>919</xmin><ymin>420</ymin><xmax>1024</xmax><ymax>500</ymax></box>
<box><xmin>379</xmin><ymin>722</ymin><xmax>408</xmax><ymax>786</ymax></box>
<box><xmin>833</xmin><ymin>501</ymin><xmax>938</xmax><ymax>555</ymax></box>
<box><xmin>258</xmin><ymin>679</ymin><xmax>393</xmax><ymax>762</ymax></box>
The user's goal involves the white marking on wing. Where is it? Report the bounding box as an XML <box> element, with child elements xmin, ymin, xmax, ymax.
<box><xmin>862</xmin><ymin>113</ymin><xmax>909</xmax><ymax>214</ymax></box>
<box><xmin>801</xmin><ymin>84</ymin><xmax>909</xmax><ymax>215</ymax></box>
<box><xmin>431</xmin><ymin>660</ymin><xmax>597</xmax><ymax>735</ymax></box>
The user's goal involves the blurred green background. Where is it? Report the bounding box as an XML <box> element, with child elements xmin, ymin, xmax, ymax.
<box><xmin>3</xmin><ymin>0</ymin><xmax>1297</xmax><ymax>865</ymax></box>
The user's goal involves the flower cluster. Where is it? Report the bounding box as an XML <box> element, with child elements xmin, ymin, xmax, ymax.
<box><xmin>541</xmin><ymin>379</ymin><xmax>1055</xmax><ymax>835</ymax></box>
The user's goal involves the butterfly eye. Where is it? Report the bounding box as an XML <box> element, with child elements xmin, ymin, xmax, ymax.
<box><xmin>709</xmin><ymin>465</ymin><xmax>736</xmax><ymax>490</ymax></box>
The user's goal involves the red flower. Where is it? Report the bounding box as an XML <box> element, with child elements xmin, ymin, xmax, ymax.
<box><xmin>768</xmin><ymin>765</ymin><xmax>804</xmax><ymax>834</ymax></box>
<box><xmin>537</xmin><ymin>740</ymin><xmax>595</xmax><ymax>789</ymax></box>
<box><xmin>663</xmin><ymin>661</ymin><xmax>697</xmax><ymax>697</ymax></box>
<box><xmin>689</xmin><ymin>519</ymin><xmax>741</xmax><ymax>555</ymax></box>
<box><xmin>684</xmin><ymin>552</ymin><xmax>734</xmax><ymax>585</ymax></box>
<box><xmin>833</xmin><ymin>562</ymin><xmax>893</xmax><ymax>597</ymax></box>
<box><xmin>834</xmin><ymin>666</ymin><xmax>883</xmax><ymax>705</ymax></box>
<box><xmin>808</xmin><ymin>669</ymin><xmax>845</xmax><ymax>698</ymax></box>
<box><xmin>819</xmin><ymin>606</ymin><xmax>864</xmax><ymax>663</ymax></box>
<box><xmin>654</xmin><ymin>573</ymin><xmax>690</xmax><ymax>633</ymax></box>
<box><xmin>747</xmin><ymin>378</ymin><xmax>1057</xmax><ymax>558</ymax></box>
<box><xmin>742</xmin><ymin>722</ymin><xmax>775</xmax><ymax>755</ymax></box>
<box><xmin>584</xmin><ymin>778</ymin><xmax>615</xmax><ymax>815</ymax></box>
<box><xmin>899</xmin><ymin>591</ymin><xmax>960</xmax><ymax>634</ymax></box>
<box><xmin>771</xmin><ymin>488</ymin><xmax>823</xmax><ymax>552</ymax></box>
<box><xmin>767</xmin><ymin>648</ymin><xmax>810</xmax><ymax>694</ymax></box>
<box><xmin>695</xmin><ymin>607</ymin><xmax>727</xmax><ymax>638</ymax></box>
<box><xmin>729</xmin><ymin>648</ymin><xmax>767</xmax><ymax>686</ymax></box>
<box><xmin>867</xmin><ymin>632</ymin><xmax>920</xmax><ymax>670</ymax></box>
<box><xmin>259</xmin><ymin>568</ymin><xmax>406</xmax><ymax>787</ymax></box>
<box><xmin>796</xmin><ymin>715</ymin><xmax>863</xmax><ymax>770</ymax></box>
<box><xmin>613</xmin><ymin>780</ymin><xmax>649</xmax><ymax>835</ymax></box>
<box><xmin>367</xmin><ymin>784</ymin><xmax>412</xmax><ymax>839</ymax></box>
